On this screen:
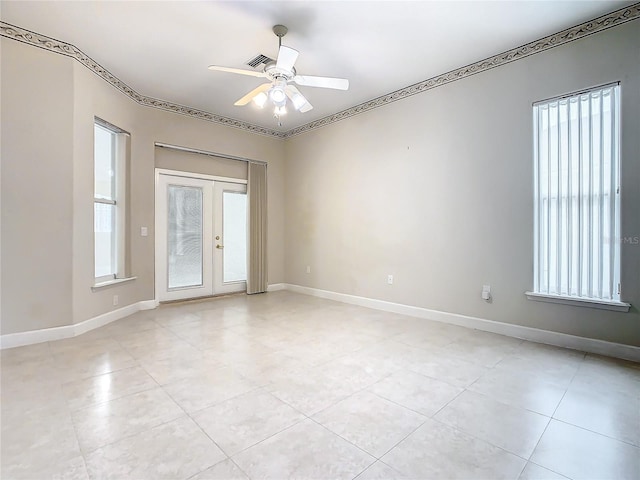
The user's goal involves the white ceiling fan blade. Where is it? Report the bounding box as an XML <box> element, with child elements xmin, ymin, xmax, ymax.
<box><xmin>294</xmin><ymin>75</ymin><xmax>349</xmax><ymax>90</ymax></box>
<box><xmin>276</xmin><ymin>45</ymin><xmax>299</xmax><ymax>71</ymax></box>
<box><xmin>234</xmin><ymin>83</ymin><xmax>272</xmax><ymax>106</ymax></box>
<box><xmin>208</xmin><ymin>65</ymin><xmax>266</xmax><ymax>78</ymax></box>
<box><xmin>285</xmin><ymin>85</ymin><xmax>313</xmax><ymax>113</ymax></box>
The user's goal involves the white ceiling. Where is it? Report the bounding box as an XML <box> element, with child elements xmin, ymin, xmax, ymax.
<box><xmin>2</xmin><ymin>1</ymin><xmax>633</xmax><ymax>132</ymax></box>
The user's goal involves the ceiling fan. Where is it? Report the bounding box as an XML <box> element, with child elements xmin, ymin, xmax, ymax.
<box><xmin>208</xmin><ymin>25</ymin><xmax>349</xmax><ymax>121</ymax></box>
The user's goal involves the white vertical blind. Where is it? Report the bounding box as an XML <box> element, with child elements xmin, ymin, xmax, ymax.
<box><xmin>247</xmin><ymin>162</ymin><xmax>268</xmax><ymax>294</ymax></box>
<box><xmin>533</xmin><ymin>84</ymin><xmax>620</xmax><ymax>301</ymax></box>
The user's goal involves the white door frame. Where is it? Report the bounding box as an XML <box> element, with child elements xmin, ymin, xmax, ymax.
<box><xmin>154</xmin><ymin>169</ymin><xmax>247</xmax><ymax>302</ymax></box>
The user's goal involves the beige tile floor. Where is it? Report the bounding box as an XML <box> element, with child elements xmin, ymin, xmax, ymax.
<box><xmin>1</xmin><ymin>291</ymin><xmax>639</xmax><ymax>480</ymax></box>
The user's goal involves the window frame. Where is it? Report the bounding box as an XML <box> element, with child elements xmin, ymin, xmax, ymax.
<box><xmin>526</xmin><ymin>83</ymin><xmax>630</xmax><ymax>312</ymax></box>
<box><xmin>93</xmin><ymin>118</ymin><xmax>130</xmax><ymax>284</ymax></box>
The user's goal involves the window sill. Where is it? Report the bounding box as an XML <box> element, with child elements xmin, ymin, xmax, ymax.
<box><xmin>92</xmin><ymin>276</ymin><xmax>137</xmax><ymax>291</ymax></box>
<box><xmin>525</xmin><ymin>292</ymin><xmax>631</xmax><ymax>312</ymax></box>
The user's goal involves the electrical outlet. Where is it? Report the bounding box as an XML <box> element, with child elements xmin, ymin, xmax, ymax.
<box><xmin>306</xmin><ymin>266</ymin><xmax>311</xmax><ymax>274</ymax></box>
<box><xmin>140</xmin><ymin>226</ymin><xmax>148</xmax><ymax>237</ymax></box>
<box><xmin>113</xmin><ymin>295</ymin><xmax>119</xmax><ymax>306</ymax></box>
<box><xmin>387</xmin><ymin>274</ymin><xmax>394</xmax><ymax>285</ymax></box>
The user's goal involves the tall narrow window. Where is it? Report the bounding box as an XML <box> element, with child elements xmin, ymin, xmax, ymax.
<box><xmin>94</xmin><ymin>120</ymin><xmax>128</xmax><ymax>282</ymax></box>
<box><xmin>532</xmin><ymin>83</ymin><xmax>621</xmax><ymax>303</ymax></box>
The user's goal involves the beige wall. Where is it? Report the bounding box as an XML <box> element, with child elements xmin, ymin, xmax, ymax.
<box><xmin>1</xmin><ymin>37</ymin><xmax>285</xmax><ymax>335</ymax></box>
<box><xmin>1</xmin><ymin>41</ymin><xmax>75</xmax><ymax>333</ymax></box>
<box><xmin>284</xmin><ymin>21</ymin><xmax>640</xmax><ymax>347</ymax></box>
<box><xmin>154</xmin><ymin>148</ymin><xmax>248</xmax><ymax>180</ymax></box>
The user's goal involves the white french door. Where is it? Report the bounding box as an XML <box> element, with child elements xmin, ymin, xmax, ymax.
<box><xmin>214</xmin><ymin>182</ymin><xmax>248</xmax><ymax>294</ymax></box>
<box><xmin>155</xmin><ymin>172</ymin><xmax>247</xmax><ymax>302</ymax></box>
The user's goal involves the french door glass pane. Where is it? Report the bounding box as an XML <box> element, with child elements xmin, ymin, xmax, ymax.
<box><xmin>223</xmin><ymin>191</ymin><xmax>247</xmax><ymax>283</ymax></box>
<box><xmin>94</xmin><ymin>202</ymin><xmax>115</xmax><ymax>277</ymax></box>
<box><xmin>167</xmin><ymin>185</ymin><xmax>203</xmax><ymax>289</ymax></box>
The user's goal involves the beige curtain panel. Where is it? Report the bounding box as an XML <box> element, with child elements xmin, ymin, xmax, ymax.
<box><xmin>247</xmin><ymin>161</ymin><xmax>268</xmax><ymax>294</ymax></box>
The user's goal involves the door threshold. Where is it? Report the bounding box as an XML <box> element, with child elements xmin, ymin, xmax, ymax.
<box><xmin>159</xmin><ymin>291</ymin><xmax>246</xmax><ymax>306</ymax></box>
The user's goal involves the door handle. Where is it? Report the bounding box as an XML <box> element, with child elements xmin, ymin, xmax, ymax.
<box><xmin>216</xmin><ymin>244</ymin><xmax>224</xmax><ymax>249</ymax></box>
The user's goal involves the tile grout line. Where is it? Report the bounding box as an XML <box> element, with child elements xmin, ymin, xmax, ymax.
<box><xmin>72</xmin><ymin>343</ymin><xmax>195</xmax><ymax>465</ymax></box>
<box><xmin>142</xmin><ymin>361</ymin><xmax>246</xmax><ymax>479</ymax></box>
<box><xmin>525</xmin><ymin>459</ymin><xmax>575</xmax><ymax>480</ymax></box>
<box><xmin>552</xmin><ymin>417</ymin><xmax>640</xmax><ymax>449</ymax></box>
<box><xmin>46</xmin><ymin>328</ymin><xmax>125</xmax><ymax>478</ymax></box>
<box><xmin>186</xmin><ymin>385</ymin><xmax>313</xmax><ymax>472</ymax></box>
<box><xmin>306</xmin><ymin>416</ymin><xmax>379</xmax><ymax>462</ymax></box>
<box><xmin>427</xmin><ymin>412</ymin><xmax>535</xmax><ymax>464</ymax></box>
<box><xmin>300</xmin><ymin>372</ymin><xmax>435</xmax><ymax>470</ymax></box>
<box><xmin>369</xmin><ymin>415</ymin><xmax>431</xmax><ymax>462</ymax></box>
<box><xmin>247</xmin><ymin>368</ymin><xmax>403</xmax><ymax>471</ymax></box>
<box><xmin>428</xmin><ymin>383</ymin><xmax>468</xmax><ymax>419</ymax></box>
<box><xmin>421</xmin><ymin>373</ymin><xmax>551</xmax><ymax>464</ymax></box>
<box><xmin>452</xmin><ymin>386</ymin><xmax>556</xmax><ymax>420</ymax></box>
<box><xmin>522</xmin><ymin>352</ymin><xmax>588</xmax><ymax>475</ymax></box>
<box><xmin>73</xmin><ymin>406</ymin><xmax>185</xmax><ymax>458</ymax></box>
<box><xmin>59</xmin><ymin>340</ymin><xmax>156</xmax><ymax>472</ymax></box>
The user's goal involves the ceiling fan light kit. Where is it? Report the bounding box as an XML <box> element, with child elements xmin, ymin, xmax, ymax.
<box><xmin>252</xmin><ymin>92</ymin><xmax>268</xmax><ymax>108</ymax></box>
<box><xmin>269</xmin><ymin>78</ymin><xmax>288</xmax><ymax>105</ymax></box>
<box><xmin>208</xmin><ymin>24</ymin><xmax>349</xmax><ymax>125</ymax></box>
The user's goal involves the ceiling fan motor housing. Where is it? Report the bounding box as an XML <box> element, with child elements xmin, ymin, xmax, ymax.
<box><xmin>264</xmin><ymin>61</ymin><xmax>296</xmax><ymax>82</ymax></box>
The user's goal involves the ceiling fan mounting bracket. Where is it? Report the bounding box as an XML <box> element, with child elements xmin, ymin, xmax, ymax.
<box><xmin>272</xmin><ymin>25</ymin><xmax>288</xmax><ymax>38</ymax></box>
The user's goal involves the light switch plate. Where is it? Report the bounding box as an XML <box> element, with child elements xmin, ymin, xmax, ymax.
<box><xmin>482</xmin><ymin>285</ymin><xmax>491</xmax><ymax>300</ymax></box>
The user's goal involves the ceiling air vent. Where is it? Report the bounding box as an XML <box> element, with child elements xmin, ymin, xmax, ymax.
<box><xmin>245</xmin><ymin>54</ymin><xmax>273</xmax><ymax>69</ymax></box>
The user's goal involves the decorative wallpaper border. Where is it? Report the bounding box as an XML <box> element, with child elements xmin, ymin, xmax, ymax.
<box><xmin>0</xmin><ymin>22</ymin><xmax>286</xmax><ymax>139</ymax></box>
<box><xmin>286</xmin><ymin>3</ymin><xmax>640</xmax><ymax>137</ymax></box>
<box><xmin>1</xmin><ymin>3</ymin><xmax>638</xmax><ymax>139</ymax></box>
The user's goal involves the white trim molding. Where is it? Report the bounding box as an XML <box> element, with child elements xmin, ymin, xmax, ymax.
<box><xmin>0</xmin><ymin>300</ymin><xmax>158</xmax><ymax>350</ymax></box>
<box><xmin>1</xmin><ymin>4</ymin><xmax>638</xmax><ymax>138</ymax></box>
<box><xmin>155</xmin><ymin>168</ymin><xmax>247</xmax><ymax>185</ymax></box>
<box><xmin>281</xmin><ymin>283</ymin><xmax>640</xmax><ymax>363</ymax></box>
<box><xmin>92</xmin><ymin>276</ymin><xmax>137</xmax><ymax>291</ymax></box>
<box><xmin>155</xmin><ymin>142</ymin><xmax>267</xmax><ymax>166</ymax></box>
<box><xmin>267</xmin><ymin>283</ymin><xmax>287</xmax><ymax>292</ymax></box>
<box><xmin>525</xmin><ymin>291</ymin><xmax>631</xmax><ymax>312</ymax></box>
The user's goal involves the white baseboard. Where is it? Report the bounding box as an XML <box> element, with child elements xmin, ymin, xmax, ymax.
<box><xmin>0</xmin><ymin>300</ymin><xmax>158</xmax><ymax>350</ymax></box>
<box><xmin>139</xmin><ymin>299</ymin><xmax>160</xmax><ymax>310</ymax></box>
<box><xmin>282</xmin><ymin>283</ymin><xmax>640</xmax><ymax>363</ymax></box>
<box><xmin>0</xmin><ymin>324</ymin><xmax>72</xmax><ymax>349</ymax></box>
<box><xmin>4</xmin><ymin>286</ymin><xmax>637</xmax><ymax>362</ymax></box>
<box><xmin>73</xmin><ymin>302</ymin><xmax>141</xmax><ymax>337</ymax></box>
